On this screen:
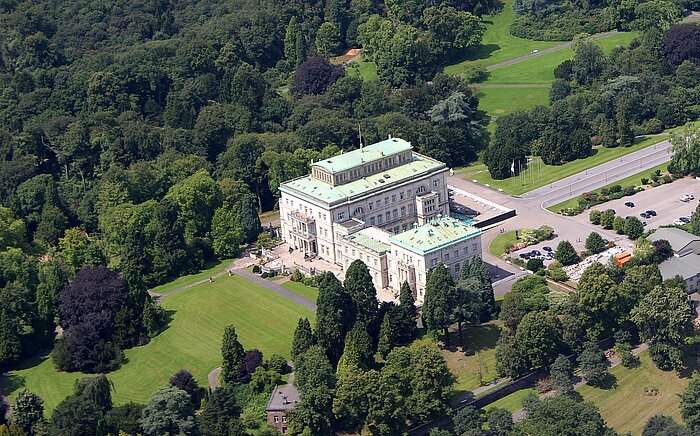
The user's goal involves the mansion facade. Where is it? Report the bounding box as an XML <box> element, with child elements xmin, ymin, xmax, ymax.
<box><xmin>278</xmin><ymin>138</ymin><xmax>482</xmax><ymax>303</ymax></box>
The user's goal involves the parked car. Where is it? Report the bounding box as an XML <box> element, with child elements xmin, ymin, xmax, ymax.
<box><xmin>681</xmin><ymin>194</ymin><xmax>695</xmax><ymax>202</ymax></box>
<box><xmin>640</xmin><ymin>212</ymin><xmax>650</xmax><ymax>219</ymax></box>
<box><xmin>645</xmin><ymin>210</ymin><xmax>657</xmax><ymax>216</ymax></box>
<box><xmin>681</xmin><ymin>216</ymin><xmax>691</xmax><ymax>223</ymax></box>
<box><xmin>531</xmin><ymin>250</ymin><xmax>541</xmax><ymax>256</ymax></box>
<box><xmin>674</xmin><ymin>218</ymin><xmax>686</xmax><ymax>225</ymax></box>
<box><xmin>542</xmin><ymin>246</ymin><xmax>553</xmax><ymax>252</ymax></box>
<box><xmin>624</xmin><ymin>201</ymin><xmax>635</xmax><ymax>207</ymax></box>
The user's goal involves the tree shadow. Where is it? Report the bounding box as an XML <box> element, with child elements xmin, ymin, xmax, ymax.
<box><xmin>0</xmin><ymin>373</ymin><xmax>26</xmax><ymax>396</ymax></box>
<box><xmin>449</xmin><ymin>44</ymin><xmax>501</xmax><ymax>65</ymax></box>
<box><xmin>160</xmin><ymin>309</ymin><xmax>176</xmax><ymax>332</ymax></box>
<box><xmin>594</xmin><ymin>372</ymin><xmax>618</xmax><ymax>390</ymax></box>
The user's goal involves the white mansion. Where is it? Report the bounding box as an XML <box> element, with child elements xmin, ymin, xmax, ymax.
<box><xmin>278</xmin><ymin>138</ymin><xmax>482</xmax><ymax>303</ymax></box>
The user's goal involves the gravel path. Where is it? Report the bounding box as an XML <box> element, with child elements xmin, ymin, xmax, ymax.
<box><xmin>232</xmin><ymin>269</ymin><xmax>317</xmax><ymax>311</ymax></box>
<box><xmin>483</xmin><ymin>31</ymin><xmax>618</xmax><ymax>72</ymax></box>
<box><xmin>148</xmin><ymin>260</ymin><xmax>239</xmax><ymax>301</ymax></box>
<box><xmin>208</xmin><ymin>367</ymin><xmax>222</xmax><ymax>391</ymax></box>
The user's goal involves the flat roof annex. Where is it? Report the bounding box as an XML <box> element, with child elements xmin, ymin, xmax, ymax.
<box><xmin>312</xmin><ymin>138</ymin><xmax>412</xmax><ymax>174</ymax></box>
<box><xmin>346</xmin><ymin>227</ymin><xmax>392</xmax><ymax>254</ymax></box>
<box><xmin>279</xmin><ymin>153</ymin><xmax>446</xmax><ymax>208</ymax></box>
<box><xmin>389</xmin><ymin>216</ymin><xmax>482</xmax><ymax>255</ymax></box>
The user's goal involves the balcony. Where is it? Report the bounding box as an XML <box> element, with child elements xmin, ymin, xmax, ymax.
<box><xmin>291</xmin><ymin>210</ymin><xmax>315</xmax><ymax>223</ymax></box>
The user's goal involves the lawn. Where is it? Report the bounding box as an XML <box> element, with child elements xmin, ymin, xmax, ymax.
<box><xmin>489</xmin><ymin>231</ymin><xmax>518</xmax><ymax>257</ymax></box>
<box><xmin>149</xmin><ymin>258</ymin><xmax>233</xmax><ymax>294</ymax></box>
<box><xmin>442</xmin><ymin>322</ymin><xmax>502</xmax><ymax>402</ymax></box>
<box><xmin>347</xmin><ymin>59</ymin><xmax>379</xmax><ymax>81</ymax></box>
<box><xmin>2</xmin><ymin>275</ymin><xmax>315</xmax><ymax>413</ymax></box>
<box><xmin>483</xmin><ymin>387</ymin><xmax>537</xmax><ymax>413</ymax></box>
<box><xmin>580</xmin><ymin>351</ymin><xmax>695</xmax><ymax>434</ymax></box>
<box><xmin>456</xmin><ymin>135</ymin><xmax>666</xmax><ymax>195</ymax></box>
<box><xmin>476</xmin><ymin>86</ymin><xmax>550</xmax><ymax>118</ymax></box>
<box><xmin>484</xmin><ymin>32</ymin><xmax>640</xmax><ymax>84</ymax></box>
<box><xmin>281</xmin><ymin>281</ymin><xmax>320</xmax><ymax>302</ymax></box>
<box><xmin>443</xmin><ymin>0</ymin><xmax>563</xmax><ymax>75</ymax></box>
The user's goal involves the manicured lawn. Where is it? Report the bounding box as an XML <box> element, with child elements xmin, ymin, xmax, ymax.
<box><xmin>476</xmin><ymin>86</ymin><xmax>550</xmax><ymax>117</ymax></box>
<box><xmin>444</xmin><ymin>0</ymin><xmax>563</xmax><ymax>75</ymax></box>
<box><xmin>484</xmin><ymin>32</ymin><xmax>640</xmax><ymax>84</ymax></box>
<box><xmin>149</xmin><ymin>258</ymin><xmax>234</xmax><ymax>294</ymax></box>
<box><xmin>456</xmin><ymin>135</ymin><xmax>666</xmax><ymax>195</ymax></box>
<box><xmin>547</xmin><ymin>162</ymin><xmax>670</xmax><ymax>213</ymax></box>
<box><xmin>489</xmin><ymin>231</ymin><xmax>518</xmax><ymax>257</ymax></box>
<box><xmin>483</xmin><ymin>387</ymin><xmax>537</xmax><ymax>413</ymax></box>
<box><xmin>442</xmin><ymin>322</ymin><xmax>502</xmax><ymax>402</ymax></box>
<box><xmin>580</xmin><ymin>351</ymin><xmax>695</xmax><ymax>435</ymax></box>
<box><xmin>281</xmin><ymin>281</ymin><xmax>319</xmax><ymax>302</ymax></box>
<box><xmin>2</xmin><ymin>275</ymin><xmax>315</xmax><ymax>413</ymax></box>
<box><xmin>347</xmin><ymin>59</ymin><xmax>378</xmax><ymax>81</ymax></box>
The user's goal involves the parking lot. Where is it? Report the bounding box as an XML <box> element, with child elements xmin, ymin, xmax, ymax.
<box><xmin>567</xmin><ymin>177</ymin><xmax>700</xmax><ymax>231</ymax></box>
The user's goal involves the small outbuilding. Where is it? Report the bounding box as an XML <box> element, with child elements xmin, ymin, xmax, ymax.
<box><xmin>266</xmin><ymin>373</ymin><xmax>299</xmax><ymax>434</ymax></box>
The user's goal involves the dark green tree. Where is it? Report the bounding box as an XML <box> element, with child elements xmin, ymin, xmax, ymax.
<box><xmin>395</xmin><ymin>281</ymin><xmax>418</xmax><ymax>345</ymax></box>
<box><xmin>585</xmin><ymin>232</ymin><xmax>606</xmax><ymax>254</ymax></box>
<box><xmin>291</xmin><ymin>317</ymin><xmax>314</xmax><ymax>363</ymax></box>
<box><xmin>288</xmin><ymin>345</ymin><xmax>335</xmax><ymax>435</ymax></box>
<box><xmin>549</xmin><ymin>355</ymin><xmax>574</xmax><ymax>394</ymax></box>
<box><xmin>139</xmin><ymin>386</ymin><xmax>197</xmax><ymax>436</ymax></box>
<box><xmin>315</xmin><ymin>272</ymin><xmax>355</xmax><ymax>366</ymax></box>
<box><xmin>681</xmin><ymin>373</ymin><xmax>700</xmax><ymax>433</ymax></box>
<box><xmin>515</xmin><ymin>311</ymin><xmax>563</xmax><ymax>370</ymax></box>
<box><xmin>487</xmin><ymin>408</ymin><xmax>514</xmax><ymax>436</ymax></box>
<box><xmin>199</xmin><ymin>384</ymin><xmax>243</xmax><ymax>436</ymax></box>
<box><xmin>377</xmin><ymin>312</ymin><xmax>395</xmax><ymax>359</ymax></box>
<box><xmin>642</xmin><ymin>415</ymin><xmax>688</xmax><ymax>436</ymax></box>
<box><xmin>555</xmin><ymin>240</ymin><xmax>579</xmax><ymax>266</ymax></box>
<box><xmin>11</xmin><ymin>389</ymin><xmax>45</xmax><ymax>435</ymax></box>
<box><xmin>518</xmin><ymin>395</ymin><xmax>612</xmax><ymax>435</ymax></box>
<box><xmin>453</xmin><ymin>406</ymin><xmax>484</xmax><ymax>434</ymax></box>
<box><xmin>578</xmin><ymin>342</ymin><xmax>609</xmax><ymax>387</ymax></box>
<box><xmin>221</xmin><ymin>325</ymin><xmax>245</xmax><ymax>385</ymax></box>
<box><xmin>422</xmin><ymin>264</ymin><xmax>455</xmax><ymax>346</ymax></box>
<box><xmin>344</xmin><ymin>260</ymin><xmax>379</xmax><ymax>338</ymax></box>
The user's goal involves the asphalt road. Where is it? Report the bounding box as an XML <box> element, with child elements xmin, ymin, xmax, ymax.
<box><xmin>521</xmin><ymin>138</ymin><xmax>673</xmax><ymax>209</ymax></box>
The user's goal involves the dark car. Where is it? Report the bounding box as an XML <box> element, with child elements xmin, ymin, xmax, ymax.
<box><xmin>531</xmin><ymin>250</ymin><xmax>541</xmax><ymax>256</ymax></box>
<box><xmin>646</xmin><ymin>210</ymin><xmax>657</xmax><ymax>216</ymax></box>
<box><xmin>640</xmin><ymin>212</ymin><xmax>649</xmax><ymax>218</ymax></box>
<box><xmin>543</xmin><ymin>246</ymin><xmax>553</xmax><ymax>252</ymax></box>
<box><xmin>625</xmin><ymin>201</ymin><xmax>635</xmax><ymax>207</ymax></box>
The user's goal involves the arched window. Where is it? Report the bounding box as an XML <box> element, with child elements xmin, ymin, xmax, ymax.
<box><xmin>417</xmin><ymin>185</ymin><xmax>427</xmax><ymax>194</ymax></box>
<box><xmin>353</xmin><ymin>206</ymin><xmax>364</xmax><ymax>217</ymax></box>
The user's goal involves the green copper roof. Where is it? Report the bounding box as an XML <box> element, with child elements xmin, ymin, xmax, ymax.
<box><xmin>312</xmin><ymin>138</ymin><xmax>412</xmax><ymax>174</ymax></box>
<box><xmin>279</xmin><ymin>153</ymin><xmax>445</xmax><ymax>207</ymax></box>
<box><xmin>389</xmin><ymin>216</ymin><xmax>481</xmax><ymax>255</ymax></box>
<box><xmin>346</xmin><ymin>227</ymin><xmax>392</xmax><ymax>254</ymax></box>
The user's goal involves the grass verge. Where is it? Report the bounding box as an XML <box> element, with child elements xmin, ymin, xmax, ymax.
<box><xmin>489</xmin><ymin>231</ymin><xmax>517</xmax><ymax>257</ymax></box>
<box><xmin>2</xmin><ymin>275</ymin><xmax>315</xmax><ymax>412</ymax></box>
<box><xmin>281</xmin><ymin>281</ymin><xmax>319</xmax><ymax>303</ymax></box>
<box><xmin>456</xmin><ymin>135</ymin><xmax>666</xmax><ymax>196</ymax></box>
<box><xmin>347</xmin><ymin>59</ymin><xmax>379</xmax><ymax>81</ymax></box>
<box><xmin>149</xmin><ymin>258</ymin><xmax>234</xmax><ymax>294</ymax></box>
<box><xmin>475</xmin><ymin>86</ymin><xmax>550</xmax><ymax>118</ymax></box>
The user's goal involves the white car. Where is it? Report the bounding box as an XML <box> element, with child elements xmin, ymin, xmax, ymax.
<box><xmin>674</xmin><ymin>218</ymin><xmax>686</xmax><ymax>225</ymax></box>
<box><xmin>681</xmin><ymin>194</ymin><xmax>695</xmax><ymax>202</ymax></box>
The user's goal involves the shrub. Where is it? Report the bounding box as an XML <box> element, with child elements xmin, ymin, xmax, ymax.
<box><xmin>589</xmin><ymin>210</ymin><xmax>601</xmax><ymax>225</ymax></box>
<box><xmin>237</xmin><ymin>349</ymin><xmax>264</xmax><ymax>383</ymax></box>
<box><xmin>252</xmin><ymin>265</ymin><xmax>261</xmax><ymax>273</ymax></box>
<box><xmin>260</xmin><ymin>272</ymin><xmax>269</xmax><ymax>279</ymax></box>
<box><xmin>291</xmin><ymin>269</ymin><xmax>303</xmax><ymax>282</ymax></box>
<box><xmin>649</xmin><ymin>342</ymin><xmax>683</xmax><ymax>371</ymax></box>
<box><xmin>265</xmin><ymin>354</ymin><xmax>288</xmax><ymax>374</ymax></box>
<box><xmin>641</xmin><ymin>177</ymin><xmax>649</xmax><ymax>185</ymax></box>
<box><xmin>527</xmin><ymin>258</ymin><xmax>544</xmax><ymax>272</ymax></box>
<box><xmin>615</xmin><ymin>342</ymin><xmax>639</xmax><ymax>368</ymax></box>
<box><xmin>536</xmin><ymin>377</ymin><xmax>554</xmax><ymax>393</ymax></box>
<box><xmin>662</xmin><ymin>175</ymin><xmax>672</xmax><ymax>183</ymax></box>
<box><xmin>302</xmin><ymin>277</ymin><xmax>314</xmax><ymax>286</ymax></box>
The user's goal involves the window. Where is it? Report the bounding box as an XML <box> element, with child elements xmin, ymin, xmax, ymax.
<box><xmin>370</xmin><ymin>217</ymin><xmax>376</xmax><ymax>225</ymax></box>
<box><xmin>393</xmin><ymin>209</ymin><xmax>398</xmax><ymax>219</ymax></box>
<box><xmin>418</xmin><ymin>273</ymin><xmax>423</xmax><ymax>281</ymax></box>
<box><xmin>369</xmin><ymin>202</ymin><xmax>374</xmax><ymax>211</ymax></box>
<box><xmin>445</xmin><ymin>253</ymin><xmax>450</xmax><ymax>262</ymax></box>
<box><xmin>455</xmin><ymin>263</ymin><xmax>460</xmax><ymax>273</ymax></box>
<box><xmin>407</xmin><ymin>189</ymin><xmax>412</xmax><ymax>196</ymax></box>
<box><xmin>400</xmin><ymin>192</ymin><xmax>404</xmax><ymax>200</ymax></box>
<box><xmin>473</xmin><ymin>243</ymin><xmax>478</xmax><ymax>251</ymax></box>
<box><xmin>353</xmin><ymin>206</ymin><xmax>364</xmax><ymax>217</ymax></box>
<box><xmin>384</xmin><ymin>197</ymin><xmax>389</xmax><ymax>205</ymax></box>
<box><xmin>282</xmin><ymin>417</ymin><xmax>287</xmax><ymax>423</ymax></box>
<box><xmin>454</xmin><ymin>250</ymin><xmax>459</xmax><ymax>258</ymax></box>
<box><xmin>338</xmin><ymin>212</ymin><xmax>345</xmax><ymax>220</ymax></box>
<box><xmin>385</xmin><ymin>212</ymin><xmax>391</xmax><ymax>221</ymax></box>
<box><xmin>417</xmin><ymin>185</ymin><xmax>427</xmax><ymax>194</ymax></box>
<box><xmin>433</xmin><ymin>179</ymin><xmax>440</xmax><ymax>187</ymax></box>
<box><xmin>394</xmin><ymin>226</ymin><xmax>400</xmax><ymax>233</ymax></box>
<box><xmin>392</xmin><ymin>194</ymin><xmax>396</xmax><ymax>203</ymax></box>
<box><xmin>464</xmin><ymin>247</ymin><xmax>468</xmax><ymax>254</ymax></box>
<box><xmin>401</xmin><ymin>206</ymin><xmax>406</xmax><ymax>217</ymax></box>
<box><xmin>274</xmin><ymin>416</ymin><xmax>279</xmax><ymax>423</ymax></box>
<box><xmin>378</xmin><ymin>215</ymin><xmax>383</xmax><ymax>224</ymax></box>
<box><xmin>431</xmin><ymin>258</ymin><xmax>437</xmax><ymax>267</ymax></box>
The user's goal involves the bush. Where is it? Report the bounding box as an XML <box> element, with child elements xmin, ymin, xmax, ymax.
<box><xmin>641</xmin><ymin>177</ymin><xmax>649</xmax><ymax>185</ymax></box>
<box><xmin>252</xmin><ymin>265</ymin><xmax>261</xmax><ymax>273</ymax></box>
<box><xmin>649</xmin><ymin>342</ymin><xmax>683</xmax><ymax>371</ymax></box>
<box><xmin>638</xmin><ymin>118</ymin><xmax>664</xmax><ymax>134</ymax></box>
<box><xmin>536</xmin><ymin>377</ymin><xmax>554</xmax><ymax>393</ymax></box>
<box><xmin>265</xmin><ymin>354</ymin><xmax>288</xmax><ymax>374</ymax></box>
<box><xmin>460</xmin><ymin>63</ymin><xmax>489</xmax><ymax>83</ymax></box>
<box><xmin>291</xmin><ymin>269</ymin><xmax>303</xmax><ymax>282</ymax></box>
<box><xmin>589</xmin><ymin>210</ymin><xmax>601</xmax><ymax>225</ymax></box>
<box><xmin>267</xmin><ymin>269</ymin><xmax>277</xmax><ymax>277</ymax></box>
<box><xmin>527</xmin><ymin>258</ymin><xmax>544</xmax><ymax>272</ymax></box>
<box><xmin>662</xmin><ymin>175</ymin><xmax>672</xmax><ymax>183</ymax></box>
<box><xmin>546</xmin><ymin>260</ymin><xmax>569</xmax><ymax>281</ymax></box>
<box><xmin>615</xmin><ymin>342</ymin><xmax>639</xmax><ymax>368</ymax></box>
<box><xmin>260</xmin><ymin>272</ymin><xmax>269</xmax><ymax>279</ymax></box>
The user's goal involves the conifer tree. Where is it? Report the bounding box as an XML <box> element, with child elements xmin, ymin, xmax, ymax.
<box><xmin>221</xmin><ymin>325</ymin><xmax>245</xmax><ymax>384</ymax></box>
<box><xmin>315</xmin><ymin>272</ymin><xmax>355</xmax><ymax>366</ymax></box>
<box><xmin>395</xmin><ymin>281</ymin><xmax>418</xmax><ymax>345</ymax></box>
<box><xmin>423</xmin><ymin>264</ymin><xmax>454</xmax><ymax>346</ymax></box>
<box><xmin>291</xmin><ymin>317</ymin><xmax>314</xmax><ymax>363</ymax></box>
<box><xmin>344</xmin><ymin>260</ymin><xmax>379</xmax><ymax>338</ymax></box>
<box><xmin>377</xmin><ymin>313</ymin><xmax>395</xmax><ymax>359</ymax></box>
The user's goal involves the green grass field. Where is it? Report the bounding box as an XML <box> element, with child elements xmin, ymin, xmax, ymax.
<box><xmin>444</xmin><ymin>0</ymin><xmax>562</xmax><ymax>75</ymax></box>
<box><xmin>484</xmin><ymin>387</ymin><xmax>537</xmax><ymax>413</ymax></box>
<box><xmin>456</xmin><ymin>135</ymin><xmax>665</xmax><ymax>195</ymax></box>
<box><xmin>489</xmin><ymin>231</ymin><xmax>518</xmax><ymax>257</ymax></box>
<box><xmin>2</xmin><ymin>275</ymin><xmax>314</xmax><ymax>412</ymax></box>
<box><xmin>442</xmin><ymin>322</ymin><xmax>501</xmax><ymax>402</ymax></box>
<box><xmin>580</xmin><ymin>351</ymin><xmax>694</xmax><ymax>434</ymax></box>
<box><xmin>149</xmin><ymin>258</ymin><xmax>233</xmax><ymax>294</ymax></box>
<box><xmin>484</xmin><ymin>32</ymin><xmax>640</xmax><ymax>85</ymax></box>
<box><xmin>347</xmin><ymin>59</ymin><xmax>379</xmax><ymax>81</ymax></box>
<box><xmin>281</xmin><ymin>281</ymin><xmax>319</xmax><ymax>302</ymax></box>
<box><xmin>476</xmin><ymin>86</ymin><xmax>550</xmax><ymax>117</ymax></box>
